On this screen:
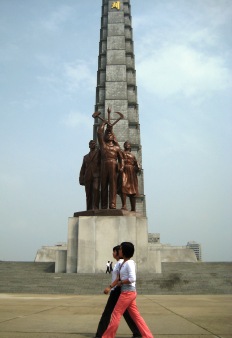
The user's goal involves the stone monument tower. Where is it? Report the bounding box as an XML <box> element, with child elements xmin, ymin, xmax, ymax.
<box><xmin>93</xmin><ymin>0</ymin><xmax>146</xmax><ymax>215</ymax></box>
<box><xmin>37</xmin><ymin>1</ymin><xmax>196</xmax><ymax>272</ymax></box>
<box><xmin>54</xmin><ymin>0</ymin><xmax>162</xmax><ymax>274</ymax></box>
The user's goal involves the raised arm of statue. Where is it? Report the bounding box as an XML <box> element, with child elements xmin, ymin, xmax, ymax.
<box><xmin>97</xmin><ymin>121</ymin><xmax>106</xmax><ymax>147</ymax></box>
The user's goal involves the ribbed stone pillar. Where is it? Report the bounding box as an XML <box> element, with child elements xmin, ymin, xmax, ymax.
<box><xmin>93</xmin><ymin>0</ymin><xmax>146</xmax><ymax>215</ymax></box>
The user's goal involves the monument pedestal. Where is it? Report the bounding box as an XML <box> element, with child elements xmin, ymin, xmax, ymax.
<box><xmin>65</xmin><ymin>213</ymin><xmax>161</xmax><ymax>273</ymax></box>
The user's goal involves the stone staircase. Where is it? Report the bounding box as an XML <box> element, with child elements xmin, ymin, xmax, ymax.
<box><xmin>0</xmin><ymin>261</ymin><xmax>231</xmax><ymax>295</ymax></box>
<box><xmin>139</xmin><ymin>262</ymin><xmax>232</xmax><ymax>294</ymax></box>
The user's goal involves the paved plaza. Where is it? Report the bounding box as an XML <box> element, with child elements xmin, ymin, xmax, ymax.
<box><xmin>0</xmin><ymin>294</ymin><xmax>231</xmax><ymax>338</ymax></box>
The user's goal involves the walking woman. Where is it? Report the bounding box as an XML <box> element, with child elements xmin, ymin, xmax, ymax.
<box><xmin>102</xmin><ymin>242</ymin><xmax>154</xmax><ymax>338</ymax></box>
<box><xmin>95</xmin><ymin>245</ymin><xmax>141</xmax><ymax>337</ymax></box>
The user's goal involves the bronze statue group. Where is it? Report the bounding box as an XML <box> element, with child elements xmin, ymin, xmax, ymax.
<box><xmin>79</xmin><ymin>111</ymin><xmax>153</xmax><ymax>337</ymax></box>
<box><xmin>79</xmin><ymin>109</ymin><xmax>141</xmax><ymax>212</ymax></box>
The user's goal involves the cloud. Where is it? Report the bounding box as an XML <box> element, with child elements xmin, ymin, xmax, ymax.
<box><xmin>134</xmin><ymin>0</ymin><xmax>232</xmax><ymax>101</ymax></box>
<box><xmin>40</xmin><ymin>6</ymin><xmax>72</xmax><ymax>32</ymax></box>
<box><xmin>36</xmin><ymin>74</ymin><xmax>63</xmax><ymax>92</ymax></box>
<box><xmin>64</xmin><ymin>60</ymin><xmax>96</xmax><ymax>92</ymax></box>
<box><xmin>35</xmin><ymin>58</ymin><xmax>96</xmax><ymax>96</ymax></box>
<box><xmin>61</xmin><ymin>111</ymin><xmax>92</xmax><ymax>129</ymax></box>
<box><xmin>137</xmin><ymin>44</ymin><xmax>232</xmax><ymax>99</ymax></box>
<box><xmin>188</xmin><ymin>27</ymin><xmax>217</xmax><ymax>47</ymax></box>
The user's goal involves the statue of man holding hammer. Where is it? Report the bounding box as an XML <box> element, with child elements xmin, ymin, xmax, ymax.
<box><xmin>93</xmin><ymin>108</ymin><xmax>124</xmax><ymax>209</ymax></box>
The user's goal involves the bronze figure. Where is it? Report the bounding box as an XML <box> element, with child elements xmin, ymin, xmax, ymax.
<box><xmin>79</xmin><ymin>140</ymin><xmax>100</xmax><ymax>210</ymax></box>
<box><xmin>118</xmin><ymin>141</ymin><xmax>141</xmax><ymax>212</ymax></box>
<box><xmin>97</xmin><ymin>121</ymin><xmax>124</xmax><ymax>209</ymax></box>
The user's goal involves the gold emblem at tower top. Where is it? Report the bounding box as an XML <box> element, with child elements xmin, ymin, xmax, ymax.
<box><xmin>112</xmin><ymin>1</ymin><xmax>120</xmax><ymax>10</ymax></box>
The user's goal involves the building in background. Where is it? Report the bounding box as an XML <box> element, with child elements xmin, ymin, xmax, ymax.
<box><xmin>187</xmin><ymin>241</ymin><xmax>202</xmax><ymax>261</ymax></box>
<box><xmin>148</xmin><ymin>233</ymin><xmax>160</xmax><ymax>244</ymax></box>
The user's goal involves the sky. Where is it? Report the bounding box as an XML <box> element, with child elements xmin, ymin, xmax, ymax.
<box><xmin>0</xmin><ymin>0</ymin><xmax>232</xmax><ymax>262</ymax></box>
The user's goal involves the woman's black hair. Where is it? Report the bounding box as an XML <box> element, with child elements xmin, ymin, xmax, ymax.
<box><xmin>120</xmin><ymin>242</ymin><xmax>134</xmax><ymax>258</ymax></box>
<box><xmin>113</xmin><ymin>245</ymin><xmax>121</xmax><ymax>255</ymax></box>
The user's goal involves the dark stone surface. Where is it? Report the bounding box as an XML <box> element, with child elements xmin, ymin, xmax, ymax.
<box><xmin>73</xmin><ymin>209</ymin><xmax>142</xmax><ymax>217</ymax></box>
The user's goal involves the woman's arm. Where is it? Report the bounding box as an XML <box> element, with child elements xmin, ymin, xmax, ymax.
<box><xmin>117</xmin><ymin>260</ymin><xmax>136</xmax><ymax>286</ymax></box>
<box><xmin>103</xmin><ymin>275</ymin><xmax>120</xmax><ymax>294</ymax></box>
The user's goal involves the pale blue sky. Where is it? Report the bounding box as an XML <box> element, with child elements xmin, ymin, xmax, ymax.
<box><xmin>0</xmin><ymin>0</ymin><xmax>232</xmax><ymax>262</ymax></box>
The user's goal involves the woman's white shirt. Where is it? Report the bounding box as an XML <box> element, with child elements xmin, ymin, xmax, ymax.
<box><xmin>111</xmin><ymin>259</ymin><xmax>123</xmax><ymax>290</ymax></box>
<box><xmin>120</xmin><ymin>259</ymin><xmax>136</xmax><ymax>288</ymax></box>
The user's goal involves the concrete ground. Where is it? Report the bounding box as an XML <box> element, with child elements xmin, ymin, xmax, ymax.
<box><xmin>0</xmin><ymin>294</ymin><xmax>231</xmax><ymax>338</ymax></box>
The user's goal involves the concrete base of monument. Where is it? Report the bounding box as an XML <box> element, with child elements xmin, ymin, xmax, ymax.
<box><xmin>64</xmin><ymin>214</ymin><xmax>162</xmax><ymax>274</ymax></box>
